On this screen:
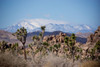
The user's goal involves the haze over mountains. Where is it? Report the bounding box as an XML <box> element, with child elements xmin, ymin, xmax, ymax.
<box><xmin>4</xmin><ymin>19</ymin><xmax>95</xmax><ymax>33</ymax></box>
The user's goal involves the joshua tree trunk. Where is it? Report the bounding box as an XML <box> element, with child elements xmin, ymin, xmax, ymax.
<box><xmin>71</xmin><ymin>47</ymin><xmax>75</xmax><ymax>63</ymax></box>
<box><xmin>72</xmin><ymin>52</ymin><xmax>75</xmax><ymax>63</ymax></box>
<box><xmin>42</xmin><ymin>31</ymin><xmax>44</xmax><ymax>42</ymax></box>
<box><xmin>23</xmin><ymin>43</ymin><xmax>27</xmax><ymax>60</ymax></box>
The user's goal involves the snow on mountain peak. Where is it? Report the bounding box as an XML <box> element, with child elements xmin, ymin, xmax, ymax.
<box><xmin>4</xmin><ymin>19</ymin><xmax>94</xmax><ymax>33</ymax></box>
<box><xmin>84</xmin><ymin>25</ymin><xmax>91</xmax><ymax>30</ymax></box>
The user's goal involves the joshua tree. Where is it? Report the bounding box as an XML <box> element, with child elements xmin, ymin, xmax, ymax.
<box><xmin>43</xmin><ymin>42</ymin><xmax>49</xmax><ymax>49</ymax></box>
<box><xmin>28</xmin><ymin>43</ymin><xmax>34</xmax><ymax>50</ymax></box>
<box><xmin>42</xmin><ymin>42</ymin><xmax>49</xmax><ymax>54</ymax></box>
<box><xmin>95</xmin><ymin>41</ymin><xmax>100</xmax><ymax>53</ymax></box>
<box><xmin>53</xmin><ymin>44</ymin><xmax>61</xmax><ymax>55</ymax></box>
<box><xmin>37</xmin><ymin>26</ymin><xmax>46</xmax><ymax>52</ymax></box>
<box><xmin>74</xmin><ymin>46</ymin><xmax>82</xmax><ymax>60</ymax></box>
<box><xmin>0</xmin><ymin>41</ymin><xmax>8</xmax><ymax>53</ymax></box>
<box><xmin>33</xmin><ymin>35</ymin><xmax>40</xmax><ymax>42</ymax></box>
<box><xmin>40</xmin><ymin>26</ymin><xmax>46</xmax><ymax>42</ymax></box>
<box><xmin>64</xmin><ymin>36</ymin><xmax>69</xmax><ymax>45</ymax></box>
<box><xmin>30</xmin><ymin>26</ymin><xmax>46</xmax><ymax>64</ymax></box>
<box><xmin>28</xmin><ymin>26</ymin><xmax>46</xmax><ymax>60</ymax></box>
<box><xmin>71</xmin><ymin>33</ymin><xmax>76</xmax><ymax>44</ymax></box>
<box><xmin>41</xmin><ymin>26</ymin><xmax>45</xmax><ymax>34</ymax></box>
<box><xmin>11</xmin><ymin>43</ymin><xmax>19</xmax><ymax>55</ymax></box>
<box><xmin>89</xmin><ymin>48</ymin><xmax>96</xmax><ymax>60</ymax></box>
<box><xmin>64</xmin><ymin>33</ymin><xmax>76</xmax><ymax>62</ymax></box>
<box><xmin>13</xmin><ymin>27</ymin><xmax>27</xmax><ymax>60</ymax></box>
<box><xmin>88</xmin><ymin>41</ymin><xmax>100</xmax><ymax>60</ymax></box>
<box><xmin>70</xmin><ymin>33</ymin><xmax>76</xmax><ymax>62</ymax></box>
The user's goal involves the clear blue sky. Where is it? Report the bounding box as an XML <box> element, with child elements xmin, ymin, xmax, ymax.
<box><xmin>0</xmin><ymin>0</ymin><xmax>100</xmax><ymax>28</ymax></box>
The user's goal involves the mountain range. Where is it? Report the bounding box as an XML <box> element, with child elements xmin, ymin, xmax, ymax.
<box><xmin>4</xmin><ymin>19</ymin><xmax>95</xmax><ymax>33</ymax></box>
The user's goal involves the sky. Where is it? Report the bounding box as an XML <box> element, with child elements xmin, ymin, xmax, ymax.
<box><xmin>0</xmin><ymin>0</ymin><xmax>100</xmax><ymax>28</ymax></box>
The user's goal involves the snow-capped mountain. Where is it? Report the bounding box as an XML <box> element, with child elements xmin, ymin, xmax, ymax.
<box><xmin>45</xmin><ymin>23</ymin><xmax>94</xmax><ymax>33</ymax></box>
<box><xmin>4</xmin><ymin>19</ymin><xmax>95</xmax><ymax>33</ymax></box>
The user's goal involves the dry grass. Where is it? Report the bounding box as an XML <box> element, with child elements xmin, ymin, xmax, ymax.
<box><xmin>31</xmin><ymin>53</ymin><xmax>79</xmax><ymax>67</ymax></box>
<box><xmin>0</xmin><ymin>52</ymin><xmax>99</xmax><ymax>67</ymax></box>
<box><xmin>0</xmin><ymin>53</ymin><xmax>29</xmax><ymax>67</ymax></box>
<box><xmin>79</xmin><ymin>60</ymin><xmax>100</xmax><ymax>67</ymax></box>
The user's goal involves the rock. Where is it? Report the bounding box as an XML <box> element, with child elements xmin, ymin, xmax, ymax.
<box><xmin>43</xmin><ymin>32</ymin><xmax>66</xmax><ymax>44</ymax></box>
<box><xmin>81</xmin><ymin>26</ymin><xmax>100</xmax><ymax>59</ymax></box>
<box><xmin>87</xmin><ymin>26</ymin><xmax>100</xmax><ymax>44</ymax></box>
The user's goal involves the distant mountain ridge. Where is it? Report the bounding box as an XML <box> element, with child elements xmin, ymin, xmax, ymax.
<box><xmin>4</xmin><ymin>19</ymin><xmax>95</xmax><ymax>33</ymax></box>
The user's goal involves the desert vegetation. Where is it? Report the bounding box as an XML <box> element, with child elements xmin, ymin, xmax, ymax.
<box><xmin>0</xmin><ymin>26</ymin><xmax>100</xmax><ymax>67</ymax></box>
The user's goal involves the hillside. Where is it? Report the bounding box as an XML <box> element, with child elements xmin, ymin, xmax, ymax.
<box><xmin>0</xmin><ymin>30</ymin><xmax>21</xmax><ymax>45</ymax></box>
